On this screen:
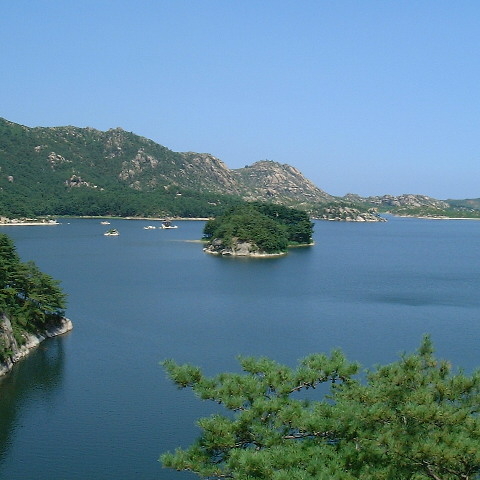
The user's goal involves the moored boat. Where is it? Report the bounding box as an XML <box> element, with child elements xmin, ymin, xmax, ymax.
<box><xmin>161</xmin><ymin>220</ymin><xmax>178</xmax><ymax>229</ymax></box>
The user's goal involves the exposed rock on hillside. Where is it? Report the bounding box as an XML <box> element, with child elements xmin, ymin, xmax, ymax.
<box><xmin>317</xmin><ymin>205</ymin><xmax>386</xmax><ymax>222</ymax></box>
<box><xmin>65</xmin><ymin>174</ymin><xmax>95</xmax><ymax>188</ymax></box>
<box><xmin>233</xmin><ymin>160</ymin><xmax>334</xmax><ymax>204</ymax></box>
<box><xmin>48</xmin><ymin>151</ymin><xmax>71</xmax><ymax>169</ymax></box>
<box><xmin>344</xmin><ymin>193</ymin><xmax>449</xmax><ymax>210</ymax></box>
<box><xmin>343</xmin><ymin>193</ymin><xmax>457</xmax><ymax>218</ymax></box>
<box><xmin>175</xmin><ymin>152</ymin><xmax>242</xmax><ymax>194</ymax></box>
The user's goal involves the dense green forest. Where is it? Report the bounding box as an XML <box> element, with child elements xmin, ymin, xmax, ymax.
<box><xmin>0</xmin><ymin>162</ymin><xmax>322</xmax><ymax>221</ymax></box>
<box><xmin>0</xmin><ymin>117</ymin><xmax>244</xmax><ymax>218</ymax></box>
<box><xmin>0</xmin><ymin>233</ymin><xmax>67</xmax><ymax>361</ymax></box>
<box><xmin>0</xmin><ymin>176</ymin><xmax>244</xmax><ymax>219</ymax></box>
<box><xmin>203</xmin><ymin>203</ymin><xmax>314</xmax><ymax>254</ymax></box>
<box><xmin>162</xmin><ymin>337</ymin><xmax>480</xmax><ymax>479</ymax></box>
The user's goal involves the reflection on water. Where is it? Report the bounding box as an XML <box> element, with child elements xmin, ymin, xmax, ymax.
<box><xmin>0</xmin><ymin>336</ymin><xmax>67</xmax><ymax>461</ymax></box>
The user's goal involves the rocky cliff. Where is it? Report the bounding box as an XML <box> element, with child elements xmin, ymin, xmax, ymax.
<box><xmin>0</xmin><ymin>314</ymin><xmax>73</xmax><ymax>377</ymax></box>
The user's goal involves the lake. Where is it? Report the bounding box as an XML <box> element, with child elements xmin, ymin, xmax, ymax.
<box><xmin>0</xmin><ymin>216</ymin><xmax>479</xmax><ymax>479</ymax></box>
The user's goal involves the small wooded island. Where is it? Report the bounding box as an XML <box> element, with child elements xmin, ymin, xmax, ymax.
<box><xmin>202</xmin><ymin>202</ymin><xmax>314</xmax><ymax>257</ymax></box>
<box><xmin>0</xmin><ymin>233</ymin><xmax>71</xmax><ymax>376</ymax></box>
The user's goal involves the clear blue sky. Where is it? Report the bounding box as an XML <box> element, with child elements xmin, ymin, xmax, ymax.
<box><xmin>2</xmin><ymin>1</ymin><xmax>479</xmax><ymax>199</ymax></box>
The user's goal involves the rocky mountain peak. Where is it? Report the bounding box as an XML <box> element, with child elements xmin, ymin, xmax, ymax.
<box><xmin>232</xmin><ymin>160</ymin><xmax>334</xmax><ymax>204</ymax></box>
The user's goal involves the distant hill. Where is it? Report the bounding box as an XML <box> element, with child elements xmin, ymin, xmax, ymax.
<box><xmin>345</xmin><ymin>193</ymin><xmax>480</xmax><ymax>219</ymax></box>
<box><xmin>446</xmin><ymin>197</ymin><xmax>480</xmax><ymax>212</ymax></box>
<box><xmin>0</xmin><ymin>117</ymin><xmax>478</xmax><ymax>220</ymax></box>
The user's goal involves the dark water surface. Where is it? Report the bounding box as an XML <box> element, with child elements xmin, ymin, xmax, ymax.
<box><xmin>0</xmin><ymin>217</ymin><xmax>479</xmax><ymax>479</ymax></box>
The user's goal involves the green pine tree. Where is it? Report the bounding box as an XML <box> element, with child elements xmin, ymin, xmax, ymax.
<box><xmin>161</xmin><ymin>337</ymin><xmax>480</xmax><ymax>479</ymax></box>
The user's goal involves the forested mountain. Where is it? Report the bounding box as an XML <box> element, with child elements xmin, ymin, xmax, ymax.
<box><xmin>0</xmin><ymin>117</ymin><xmax>478</xmax><ymax>220</ymax></box>
<box><xmin>0</xmin><ymin>117</ymin><xmax>337</xmax><ymax>219</ymax></box>
<box><xmin>0</xmin><ymin>118</ymin><xmax>376</xmax><ymax>220</ymax></box>
<box><xmin>0</xmin><ymin>118</ymin><xmax>242</xmax><ymax>218</ymax></box>
<box><xmin>345</xmin><ymin>193</ymin><xmax>480</xmax><ymax>219</ymax></box>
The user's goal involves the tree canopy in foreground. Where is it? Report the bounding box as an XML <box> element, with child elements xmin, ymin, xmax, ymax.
<box><xmin>161</xmin><ymin>337</ymin><xmax>480</xmax><ymax>479</ymax></box>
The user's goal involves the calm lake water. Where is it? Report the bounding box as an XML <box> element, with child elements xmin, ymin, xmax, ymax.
<box><xmin>0</xmin><ymin>217</ymin><xmax>479</xmax><ymax>479</ymax></box>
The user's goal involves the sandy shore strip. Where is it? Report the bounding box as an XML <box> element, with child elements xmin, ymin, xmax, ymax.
<box><xmin>0</xmin><ymin>221</ymin><xmax>59</xmax><ymax>226</ymax></box>
<box><xmin>397</xmin><ymin>215</ymin><xmax>480</xmax><ymax>221</ymax></box>
<box><xmin>123</xmin><ymin>216</ymin><xmax>210</xmax><ymax>221</ymax></box>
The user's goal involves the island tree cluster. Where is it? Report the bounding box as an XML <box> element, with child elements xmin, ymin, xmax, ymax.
<box><xmin>0</xmin><ymin>233</ymin><xmax>67</xmax><ymax>361</ymax></box>
<box><xmin>203</xmin><ymin>203</ymin><xmax>314</xmax><ymax>254</ymax></box>
<box><xmin>162</xmin><ymin>337</ymin><xmax>480</xmax><ymax>479</ymax></box>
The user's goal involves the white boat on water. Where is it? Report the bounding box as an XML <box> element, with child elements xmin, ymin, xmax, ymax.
<box><xmin>143</xmin><ymin>225</ymin><xmax>156</xmax><ymax>230</ymax></box>
<box><xmin>161</xmin><ymin>221</ymin><xmax>178</xmax><ymax>229</ymax></box>
<box><xmin>100</xmin><ymin>221</ymin><xmax>111</xmax><ymax>225</ymax></box>
<box><xmin>104</xmin><ymin>228</ymin><xmax>119</xmax><ymax>236</ymax></box>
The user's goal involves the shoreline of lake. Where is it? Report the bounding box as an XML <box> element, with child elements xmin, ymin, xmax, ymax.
<box><xmin>0</xmin><ymin>220</ymin><xmax>59</xmax><ymax>226</ymax></box>
<box><xmin>0</xmin><ymin>317</ymin><xmax>73</xmax><ymax>377</ymax></box>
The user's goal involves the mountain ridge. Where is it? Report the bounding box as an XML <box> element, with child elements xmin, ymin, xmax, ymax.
<box><xmin>0</xmin><ymin>117</ymin><xmax>478</xmax><ymax>220</ymax></box>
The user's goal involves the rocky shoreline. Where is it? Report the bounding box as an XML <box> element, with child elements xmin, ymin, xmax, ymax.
<box><xmin>0</xmin><ymin>216</ymin><xmax>59</xmax><ymax>226</ymax></box>
<box><xmin>204</xmin><ymin>239</ymin><xmax>290</xmax><ymax>257</ymax></box>
<box><xmin>0</xmin><ymin>316</ymin><xmax>73</xmax><ymax>377</ymax></box>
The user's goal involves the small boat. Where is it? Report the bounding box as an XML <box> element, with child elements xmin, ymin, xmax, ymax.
<box><xmin>143</xmin><ymin>225</ymin><xmax>156</xmax><ymax>230</ymax></box>
<box><xmin>161</xmin><ymin>220</ymin><xmax>178</xmax><ymax>229</ymax></box>
<box><xmin>100</xmin><ymin>221</ymin><xmax>111</xmax><ymax>225</ymax></box>
<box><xmin>104</xmin><ymin>228</ymin><xmax>119</xmax><ymax>236</ymax></box>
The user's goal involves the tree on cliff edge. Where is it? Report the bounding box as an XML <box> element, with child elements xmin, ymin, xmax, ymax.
<box><xmin>0</xmin><ymin>233</ymin><xmax>67</xmax><ymax>361</ymax></box>
<box><xmin>161</xmin><ymin>337</ymin><xmax>480</xmax><ymax>479</ymax></box>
